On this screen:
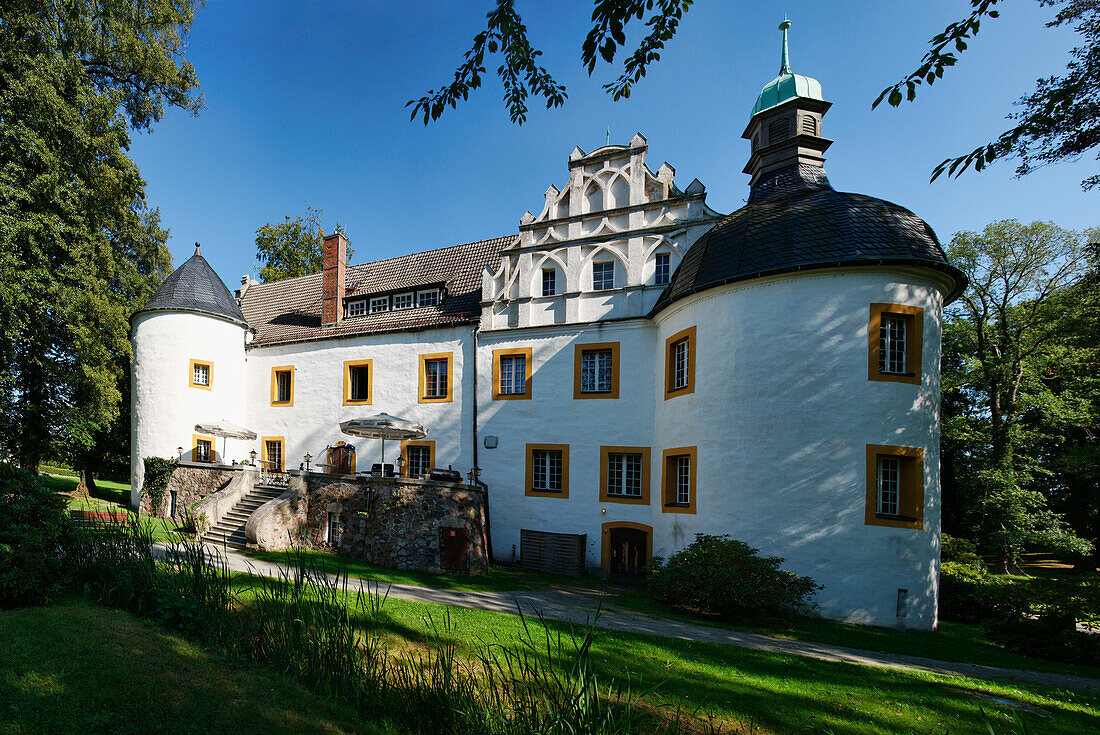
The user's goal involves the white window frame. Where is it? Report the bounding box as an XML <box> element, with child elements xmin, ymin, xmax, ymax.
<box><xmin>675</xmin><ymin>455</ymin><xmax>691</xmax><ymax>505</ymax></box>
<box><xmin>671</xmin><ymin>339</ymin><xmax>689</xmax><ymax>391</ymax></box>
<box><xmin>195</xmin><ymin>439</ymin><xmax>211</xmax><ymax>463</ymax></box>
<box><xmin>348</xmin><ymin>364</ymin><xmax>369</xmax><ymax>402</ymax></box>
<box><xmin>606</xmin><ymin>452</ymin><xmax>643</xmax><ymax>498</ymax></box>
<box><xmin>542</xmin><ymin>268</ymin><xmax>556</xmax><ymax>297</ymax></box>
<box><xmin>498</xmin><ymin>354</ymin><xmax>526</xmax><ymax>395</ymax></box>
<box><xmin>192</xmin><ymin>363</ymin><xmax>210</xmax><ymax>387</ymax></box>
<box><xmin>592</xmin><ymin>260</ymin><xmax>614</xmax><ymax>291</ymax></box>
<box><xmin>346</xmin><ymin>300</ymin><xmax>366</xmax><ymax>317</ymax></box>
<box><xmin>532</xmin><ymin>449</ymin><xmax>563</xmax><ymax>492</ymax></box>
<box><xmin>880</xmin><ymin>315</ymin><xmax>907</xmax><ymax>374</ymax></box>
<box><xmin>580</xmin><ymin>349</ymin><xmax>613</xmax><ymax>393</ymax></box>
<box><xmin>369</xmin><ymin>296</ymin><xmax>389</xmax><ymax>314</ymax></box>
<box><xmin>393</xmin><ymin>292</ymin><xmax>414</xmax><ymax>309</ymax></box>
<box><xmin>424</xmin><ymin>358</ymin><xmax>448</xmax><ymax>399</ymax></box>
<box><xmin>418</xmin><ymin>290</ymin><xmax>439</xmax><ymax>307</ymax></box>
<box><xmin>876</xmin><ymin>456</ymin><xmax>901</xmax><ymax>516</ymax></box>
<box><xmin>327</xmin><ymin>512</ymin><xmax>341</xmax><ymax>545</ymax></box>
<box><xmin>655</xmin><ymin>253</ymin><xmax>671</xmax><ymax>285</ymax></box>
<box><xmin>407</xmin><ymin>445</ymin><xmax>431</xmax><ymax>478</ymax></box>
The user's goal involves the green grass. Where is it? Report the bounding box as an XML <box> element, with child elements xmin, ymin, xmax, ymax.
<box><xmin>247</xmin><ymin>547</ymin><xmax>594</xmax><ymax>593</ymax></box>
<box><xmin>43</xmin><ymin>474</ymin><xmax>182</xmax><ymax>543</ymax></box>
<box><xmin>612</xmin><ymin>589</ymin><xmax>1100</xmax><ymax>681</ymax></box>
<box><xmin>225</xmin><ymin>572</ymin><xmax>1100</xmax><ymax>735</ymax></box>
<box><xmin>0</xmin><ymin>599</ymin><xmax>386</xmax><ymax>735</ymax></box>
<box><xmin>250</xmin><ymin>547</ymin><xmax>1100</xmax><ymax>681</ymax></box>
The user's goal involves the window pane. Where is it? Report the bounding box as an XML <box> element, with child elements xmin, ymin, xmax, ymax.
<box><xmin>671</xmin><ymin>339</ymin><xmax>689</xmax><ymax>390</ymax></box>
<box><xmin>418</xmin><ymin>290</ymin><xmax>439</xmax><ymax>306</ymax></box>
<box><xmin>276</xmin><ymin>371</ymin><xmax>291</xmax><ymax>402</ymax></box>
<box><xmin>394</xmin><ymin>293</ymin><xmax>413</xmax><ymax>309</ymax></box>
<box><xmin>877</xmin><ymin>457</ymin><xmax>900</xmax><ymax>516</ymax></box>
<box><xmin>593</xmin><ymin>261</ymin><xmax>614</xmax><ymax>290</ymax></box>
<box><xmin>193</xmin><ymin>363</ymin><xmax>209</xmax><ymax>386</ymax></box>
<box><xmin>196</xmin><ymin>440</ymin><xmax>210</xmax><ymax>462</ymax></box>
<box><xmin>542</xmin><ymin>268</ymin><xmax>556</xmax><ymax>296</ymax></box>
<box><xmin>500</xmin><ymin>354</ymin><xmax>525</xmax><ymax>395</ymax></box>
<box><xmin>581</xmin><ymin>350</ymin><xmax>612</xmax><ymax>393</ymax></box>
<box><xmin>655</xmin><ymin>253</ymin><xmax>670</xmax><ymax>285</ymax></box>
<box><xmin>675</xmin><ymin>455</ymin><xmax>690</xmax><ymax>504</ymax></box>
<box><xmin>347</xmin><ymin>301</ymin><xmax>366</xmax><ymax>317</ymax></box>
<box><xmin>408</xmin><ymin>446</ymin><xmax>430</xmax><ymax>477</ymax></box>
<box><xmin>880</xmin><ymin>316</ymin><xmax>907</xmax><ymax>374</ymax></box>
<box><xmin>607</xmin><ymin>452</ymin><xmax>642</xmax><ymax>497</ymax></box>
<box><xmin>265</xmin><ymin>440</ymin><xmax>282</xmax><ymax>472</ymax></box>
<box><xmin>533</xmin><ymin>450</ymin><xmax>562</xmax><ymax>491</ymax></box>
<box><xmin>370</xmin><ymin>297</ymin><xmax>388</xmax><ymax>313</ymax></box>
<box><xmin>425</xmin><ymin>359</ymin><xmax>448</xmax><ymax>398</ymax></box>
<box><xmin>349</xmin><ymin>365</ymin><xmax>368</xmax><ymax>401</ymax></box>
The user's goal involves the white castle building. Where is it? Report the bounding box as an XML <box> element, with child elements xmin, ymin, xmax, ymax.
<box><xmin>130</xmin><ymin>29</ymin><xmax>965</xmax><ymax>629</ymax></box>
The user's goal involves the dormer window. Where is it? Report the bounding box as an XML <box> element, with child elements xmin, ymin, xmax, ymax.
<box><xmin>346</xmin><ymin>300</ymin><xmax>366</xmax><ymax>317</ymax></box>
<box><xmin>393</xmin><ymin>292</ymin><xmax>414</xmax><ymax>309</ymax></box>
<box><xmin>418</xmin><ymin>289</ymin><xmax>439</xmax><ymax>307</ymax></box>
<box><xmin>369</xmin><ymin>296</ymin><xmax>389</xmax><ymax>313</ymax></box>
<box><xmin>593</xmin><ymin>261</ymin><xmax>614</xmax><ymax>291</ymax></box>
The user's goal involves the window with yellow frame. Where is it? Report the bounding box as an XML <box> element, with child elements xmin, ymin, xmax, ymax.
<box><xmin>343</xmin><ymin>359</ymin><xmax>373</xmax><ymax>405</ymax></box>
<box><xmin>493</xmin><ymin>347</ymin><xmax>532</xmax><ymax>399</ymax></box>
<box><xmin>664</xmin><ymin>326</ymin><xmax>696</xmax><ymax>399</ymax></box>
<box><xmin>189</xmin><ymin>359</ymin><xmax>212</xmax><ymax>390</ymax></box>
<box><xmin>418</xmin><ymin>352</ymin><xmax>453</xmax><ymax>403</ymax></box>
<box><xmin>270</xmin><ymin>366</ymin><xmax>295</xmax><ymax>406</ymax></box>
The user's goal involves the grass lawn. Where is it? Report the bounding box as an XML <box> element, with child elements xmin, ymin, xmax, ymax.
<box><xmin>247</xmin><ymin>547</ymin><xmax>592</xmax><ymax>593</ymax></box>
<box><xmin>42</xmin><ymin>474</ymin><xmax>183</xmax><ymax>543</ymax></box>
<box><xmin>226</xmin><ymin>573</ymin><xmax>1100</xmax><ymax>735</ymax></box>
<box><xmin>249</xmin><ymin>547</ymin><xmax>1100</xmax><ymax>681</ymax></box>
<box><xmin>0</xmin><ymin>599</ymin><xmax>385</xmax><ymax>735</ymax></box>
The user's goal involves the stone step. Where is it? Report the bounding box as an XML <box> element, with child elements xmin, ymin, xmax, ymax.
<box><xmin>204</xmin><ymin>526</ymin><xmax>245</xmax><ymax>540</ymax></box>
<box><xmin>223</xmin><ymin>510</ymin><xmax>253</xmax><ymax>522</ymax></box>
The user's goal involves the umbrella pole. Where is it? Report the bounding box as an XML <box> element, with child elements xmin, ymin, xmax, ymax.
<box><xmin>381</xmin><ymin>437</ymin><xmax>386</xmax><ymax>467</ymax></box>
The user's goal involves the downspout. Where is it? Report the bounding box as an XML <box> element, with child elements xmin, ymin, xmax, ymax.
<box><xmin>471</xmin><ymin>325</ymin><xmax>492</xmax><ymax>564</ymax></box>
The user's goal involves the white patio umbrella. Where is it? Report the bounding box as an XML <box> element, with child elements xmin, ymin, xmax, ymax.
<box><xmin>194</xmin><ymin>419</ymin><xmax>258</xmax><ymax>463</ymax></box>
<box><xmin>340</xmin><ymin>413</ymin><xmax>426</xmax><ymax>467</ymax></box>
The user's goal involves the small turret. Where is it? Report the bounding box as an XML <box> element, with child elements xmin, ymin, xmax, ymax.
<box><xmin>742</xmin><ymin>19</ymin><xmax>833</xmax><ymax>196</ymax></box>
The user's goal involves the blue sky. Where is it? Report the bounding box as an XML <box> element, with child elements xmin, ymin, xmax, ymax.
<box><xmin>128</xmin><ymin>1</ymin><xmax>1096</xmax><ymax>286</ymax></box>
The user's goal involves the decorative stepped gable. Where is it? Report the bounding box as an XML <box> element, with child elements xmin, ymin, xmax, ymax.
<box><xmin>481</xmin><ymin>133</ymin><xmax>723</xmax><ymax>330</ymax></box>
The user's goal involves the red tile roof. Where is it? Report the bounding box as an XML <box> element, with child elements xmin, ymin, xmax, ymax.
<box><xmin>241</xmin><ymin>236</ymin><xmax>514</xmax><ymax>346</ymax></box>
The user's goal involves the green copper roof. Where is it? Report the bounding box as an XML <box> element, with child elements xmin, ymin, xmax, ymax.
<box><xmin>750</xmin><ymin>19</ymin><xmax>825</xmax><ymax>118</ymax></box>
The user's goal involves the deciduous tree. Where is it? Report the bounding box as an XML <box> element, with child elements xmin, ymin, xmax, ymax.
<box><xmin>0</xmin><ymin>1</ymin><xmax>200</xmax><ymax>474</ymax></box>
<box><xmin>254</xmin><ymin>207</ymin><xmax>353</xmax><ymax>283</ymax></box>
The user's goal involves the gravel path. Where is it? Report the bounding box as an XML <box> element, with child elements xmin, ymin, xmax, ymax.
<box><xmin>158</xmin><ymin>543</ymin><xmax>1100</xmax><ymax>694</ymax></box>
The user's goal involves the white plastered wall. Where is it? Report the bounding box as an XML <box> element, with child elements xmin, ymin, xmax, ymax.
<box><xmin>130</xmin><ymin>311</ymin><xmax>248</xmax><ymax>506</ymax></box>
<box><xmin>243</xmin><ymin>326</ymin><xmax>475</xmax><ymax>476</ymax></box>
<box><xmin>652</xmin><ymin>268</ymin><xmax>947</xmax><ymax>629</ymax></box>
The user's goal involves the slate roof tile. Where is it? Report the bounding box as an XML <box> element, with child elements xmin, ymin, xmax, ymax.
<box><xmin>135</xmin><ymin>253</ymin><xmax>247</xmax><ymax>326</ymax></box>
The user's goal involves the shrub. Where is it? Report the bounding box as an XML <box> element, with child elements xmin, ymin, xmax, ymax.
<box><xmin>0</xmin><ymin>463</ymin><xmax>73</xmax><ymax>606</ymax></box>
<box><xmin>985</xmin><ymin>616</ymin><xmax>1100</xmax><ymax>665</ymax></box>
<box><xmin>142</xmin><ymin>456</ymin><xmax>178</xmax><ymax>513</ymax></box>
<box><xmin>647</xmin><ymin>534</ymin><xmax>822</xmax><ymax>622</ymax></box>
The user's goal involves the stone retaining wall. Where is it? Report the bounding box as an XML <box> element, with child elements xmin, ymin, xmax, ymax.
<box><xmin>141</xmin><ymin>463</ymin><xmax>238</xmax><ymax>523</ymax></box>
<box><xmin>304</xmin><ymin>474</ymin><xmax>488</xmax><ymax>574</ymax></box>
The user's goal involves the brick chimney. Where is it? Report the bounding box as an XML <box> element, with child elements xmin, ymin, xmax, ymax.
<box><xmin>321</xmin><ymin>231</ymin><xmax>347</xmax><ymax>326</ymax></box>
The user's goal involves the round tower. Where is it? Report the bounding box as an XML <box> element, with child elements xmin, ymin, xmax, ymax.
<box><xmin>129</xmin><ymin>244</ymin><xmax>250</xmax><ymax>508</ymax></box>
<box><xmin>649</xmin><ymin>21</ymin><xmax>966</xmax><ymax>629</ymax></box>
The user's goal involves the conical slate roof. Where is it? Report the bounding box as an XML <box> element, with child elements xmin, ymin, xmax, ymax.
<box><xmin>650</xmin><ymin>165</ymin><xmax>967</xmax><ymax>315</ymax></box>
<box><xmin>134</xmin><ymin>250</ymin><xmax>247</xmax><ymax>326</ymax></box>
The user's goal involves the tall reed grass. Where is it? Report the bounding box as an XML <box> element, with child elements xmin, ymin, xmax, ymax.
<box><xmin>69</xmin><ymin>526</ymin><xmax>733</xmax><ymax>734</ymax></box>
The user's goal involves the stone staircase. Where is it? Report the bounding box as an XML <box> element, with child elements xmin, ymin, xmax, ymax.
<box><xmin>201</xmin><ymin>484</ymin><xmax>285</xmax><ymax>550</ymax></box>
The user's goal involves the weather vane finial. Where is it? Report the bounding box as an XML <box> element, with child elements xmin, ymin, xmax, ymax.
<box><xmin>606</xmin><ymin>126</ymin><xmax>610</xmax><ymax>146</ymax></box>
<box><xmin>194</xmin><ymin>242</ymin><xmax>201</xmax><ymax>256</ymax></box>
<box><xmin>779</xmin><ymin>17</ymin><xmax>792</xmax><ymax>75</ymax></box>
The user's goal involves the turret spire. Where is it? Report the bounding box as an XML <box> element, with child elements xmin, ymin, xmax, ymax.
<box><xmin>779</xmin><ymin>18</ymin><xmax>792</xmax><ymax>74</ymax></box>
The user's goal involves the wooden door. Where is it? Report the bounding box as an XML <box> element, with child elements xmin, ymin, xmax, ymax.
<box><xmin>329</xmin><ymin>443</ymin><xmax>354</xmax><ymax>475</ymax></box>
<box><xmin>609</xmin><ymin>527</ymin><xmax>647</xmax><ymax>579</ymax></box>
<box><xmin>439</xmin><ymin>527</ymin><xmax>470</xmax><ymax>572</ymax></box>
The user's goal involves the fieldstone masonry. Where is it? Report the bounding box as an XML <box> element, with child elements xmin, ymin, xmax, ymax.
<box><xmin>141</xmin><ymin>463</ymin><xmax>238</xmax><ymax>523</ymax></box>
<box><xmin>305</xmin><ymin>474</ymin><xmax>489</xmax><ymax>574</ymax></box>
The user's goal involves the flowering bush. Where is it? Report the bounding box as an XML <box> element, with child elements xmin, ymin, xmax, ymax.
<box><xmin>647</xmin><ymin>534</ymin><xmax>822</xmax><ymax>622</ymax></box>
